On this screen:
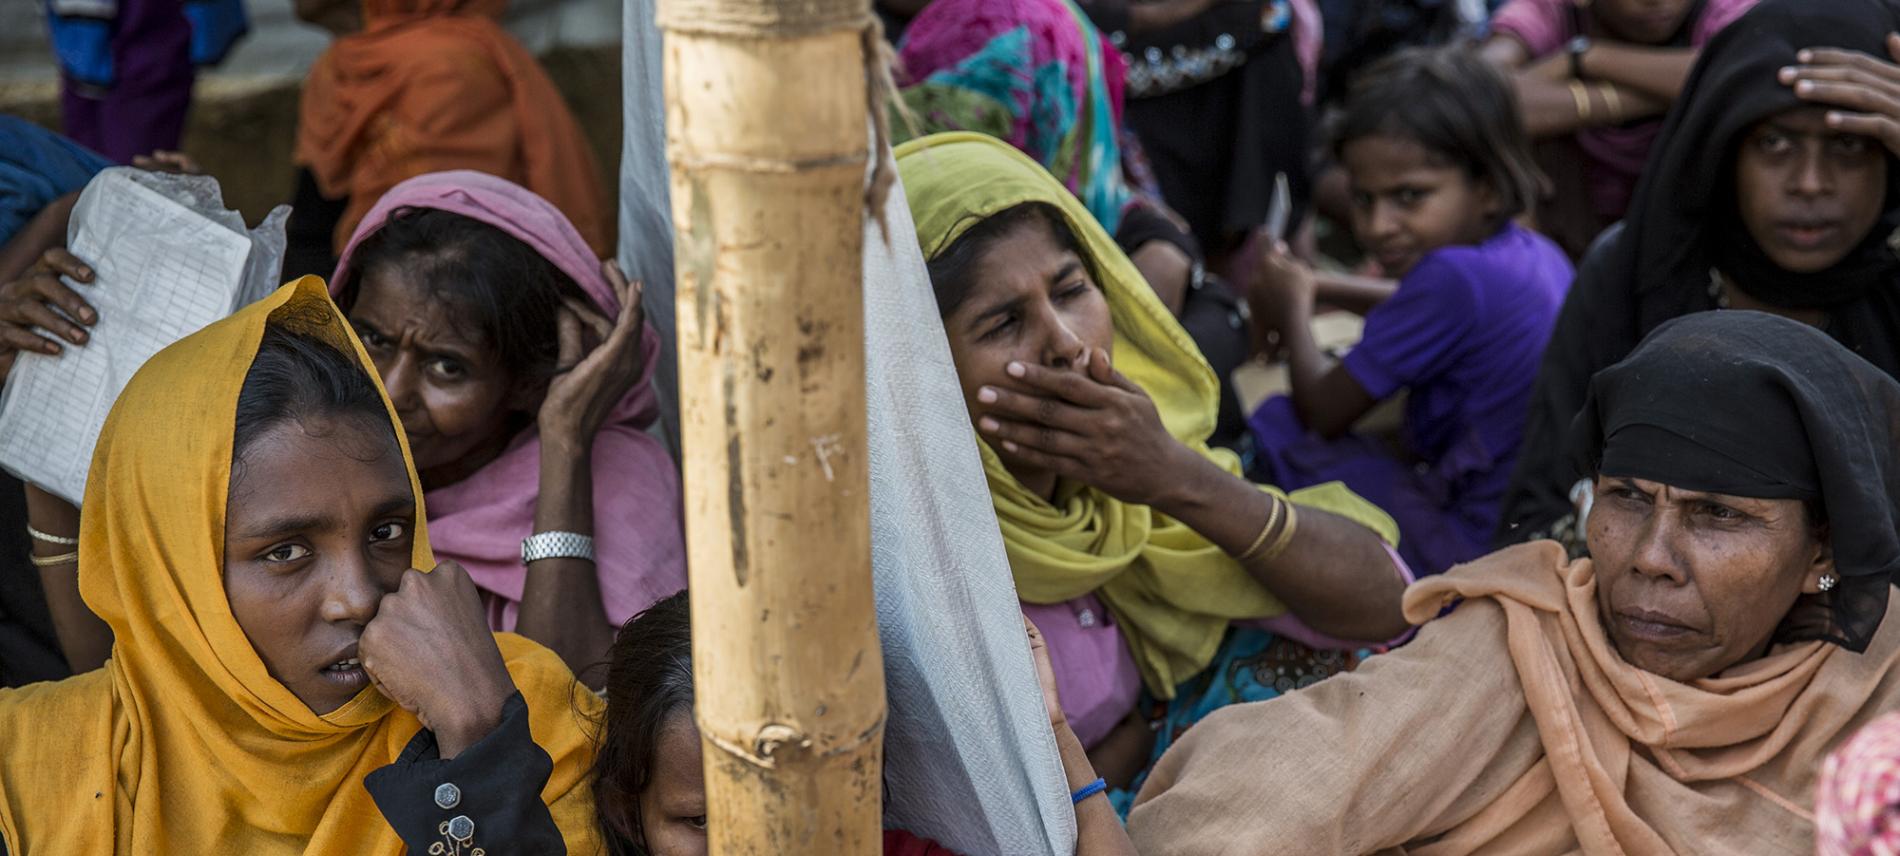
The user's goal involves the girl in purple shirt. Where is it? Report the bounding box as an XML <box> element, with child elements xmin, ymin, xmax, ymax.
<box><xmin>1249</xmin><ymin>47</ymin><xmax>1573</xmax><ymax>576</ymax></box>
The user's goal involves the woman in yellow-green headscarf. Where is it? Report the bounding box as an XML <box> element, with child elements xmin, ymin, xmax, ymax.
<box><xmin>0</xmin><ymin>277</ymin><xmax>599</xmax><ymax>854</ymax></box>
<box><xmin>897</xmin><ymin>132</ymin><xmax>1412</xmax><ymax>783</ymax></box>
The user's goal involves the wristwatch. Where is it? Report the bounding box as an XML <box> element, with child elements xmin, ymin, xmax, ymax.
<box><xmin>521</xmin><ymin>530</ymin><xmax>596</xmax><ymax>565</ymax></box>
<box><xmin>1567</xmin><ymin>35</ymin><xmax>1593</xmax><ymax>80</ymax></box>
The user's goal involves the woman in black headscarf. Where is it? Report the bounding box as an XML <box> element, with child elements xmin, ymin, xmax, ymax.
<box><xmin>1496</xmin><ymin>0</ymin><xmax>1900</xmax><ymax>550</ymax></box>
<box><xmin>1127</xmin><ymin>309</ymin><xmax>1900</xmax><ymax>854</ymax></box>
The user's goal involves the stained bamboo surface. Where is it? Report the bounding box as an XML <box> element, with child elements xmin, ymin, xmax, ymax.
<box><xmin>658</xmin><ymin>0</ymin><xmax>886</xmax><ymax>850</ymax></box>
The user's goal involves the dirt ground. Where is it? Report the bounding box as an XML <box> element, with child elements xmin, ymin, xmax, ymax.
<box><xmin>0</xmin><ymin>45</ymin><xmax>623</xmax><ymax>226</ymax></box>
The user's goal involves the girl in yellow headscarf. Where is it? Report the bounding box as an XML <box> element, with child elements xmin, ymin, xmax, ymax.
<box><xmin>897</xmin><ymin>132</ymin><xmax>1413</xmax><ymax>783</ymax></box>
<box><xmin>0</xmin><ymin>277</ymin><xmax>599</xmax><ymax>854</ymax></box>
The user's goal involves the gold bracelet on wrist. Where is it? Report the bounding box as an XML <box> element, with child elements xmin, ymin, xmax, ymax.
<box><xmin>1569</xmin><ymin>81</ymin><xmax>1593</xmax><ymax>122</ymax></box>
<box><xmin>1236</xmin><ymin>496</ymin><xmax>1286</xmax><ymax>563</ymax></box>
<box><xmin>1256</xmin><ymin>501</ymin><xmax>1301</xmax><ymax>563</ymax></box>
<box><xmin>1599</xmin><ymin>85</ymin><xmax>1623</xmax><ymax>122</ymax></box>
<box><xmin>30</xmin><ymin>550</ymin><xmax>79</xmax><ymax>568</ymax></box>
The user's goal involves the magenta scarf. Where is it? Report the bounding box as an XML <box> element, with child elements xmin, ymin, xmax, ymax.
<box><xmin>331</xmin><ymin>169</ymin><xmax>685</xmax><ymax>632</ymax></box>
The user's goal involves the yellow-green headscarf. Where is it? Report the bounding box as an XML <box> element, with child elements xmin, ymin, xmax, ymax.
<box><xmin>0</xmin><ymin>277</ymin><xmax>601</xmax><ymax>854</ymax></box>
<box><xmin>896</xmin><ymin>132</ymin><xmax>1397</xmax><ymax>696</ymax></box>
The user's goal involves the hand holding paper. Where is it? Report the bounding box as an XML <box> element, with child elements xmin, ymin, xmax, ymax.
<box><xmin>0</xmin><ymin>168</ymin><xmax>288</xmax><ymax>505</ymax></box>
<box><xmin>0</xmin><ymin>248</ymin><xmax>98</xmax><ymax>378</ymax></box>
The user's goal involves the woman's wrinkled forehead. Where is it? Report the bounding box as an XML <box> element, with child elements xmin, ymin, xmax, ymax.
<box><xmin>961</xmin><ymin>221</ymin><xmax>1093</xmax><ymax>307</ymax></box>
<box><xmin>350</xmin><ymin>263</ymin><xmax>497</xmax><ymax>352</ymax></box>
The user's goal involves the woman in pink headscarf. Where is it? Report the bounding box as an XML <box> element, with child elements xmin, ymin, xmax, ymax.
<box><xmin>329</xmin><ymin>170</ymin><xmax>684</xmax><ymax>681</ymax></box>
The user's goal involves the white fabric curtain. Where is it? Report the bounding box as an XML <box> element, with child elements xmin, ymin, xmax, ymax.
<box><xmin>615</xmin><ymin>0</ymin><xmax>682</xmax><ymax>454</ymax></box>
<box><xmin>618</xmin><ymin>3</ymin><xmax>1076</xmax><ymax>851</ymax></box>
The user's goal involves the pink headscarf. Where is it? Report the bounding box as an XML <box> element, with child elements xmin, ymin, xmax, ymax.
<box><xmin>331</xmin><ymin>170</ymin><xmax>685</xmax><ymax>632</ymax></box>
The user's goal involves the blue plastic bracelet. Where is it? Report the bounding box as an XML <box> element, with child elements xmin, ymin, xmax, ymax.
<box><xmin>1071</xmin><ymin>777</ymin><xmax>1109</xmax><ymax>804</ymax></box>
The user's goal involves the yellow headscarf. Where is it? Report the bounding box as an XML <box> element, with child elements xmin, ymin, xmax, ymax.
<box><xmin>895</xmin><ymin>132</ymin><xmax>1398</xmax><ymax>696</ymax></box>
<box><xmin>0</xmin><ymin>277</ymin><xmax>601</xmax><ymax>854</ymax></box>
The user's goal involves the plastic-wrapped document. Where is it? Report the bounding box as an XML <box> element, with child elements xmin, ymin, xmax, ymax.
<box><xmin>0</xmin><ymin>168</ymin><xmax>288</xmax><ymax>505</ymax></box>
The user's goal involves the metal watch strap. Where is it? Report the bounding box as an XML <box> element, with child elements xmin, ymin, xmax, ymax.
<box><xmin>521</xmin><ymin>530</ymin><xmax>596</xmax><ymax>564</ymax></box>
<box><xmin>1568</xmin><ymin>35</ymin><xmax>1592</xmax><ymax>80</ymax></box>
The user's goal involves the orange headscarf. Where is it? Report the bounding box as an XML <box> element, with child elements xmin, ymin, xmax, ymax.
<box><xmin>295</xmin><ymin>0</ymin><xmax>612</xmax><ymax>256</ymax></box>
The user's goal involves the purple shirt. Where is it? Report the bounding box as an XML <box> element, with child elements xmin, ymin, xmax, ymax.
<box><xmin>1489</xmin><ymin>0</ymin><xmax>1758</xmax><ymax>218</ymax></box>
<box><xmin>1022</xmin><ymin>595</ymin><xmax>1140</xmax><ymax>748</ymax></box>
<box><xmin>1342</xmin><ymin>223</ymin><xmax>1572</xmax><ymax>517</ymax></box>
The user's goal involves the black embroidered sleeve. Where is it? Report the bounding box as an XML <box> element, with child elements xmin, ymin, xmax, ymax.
<box><xmin>365</xmin><ymin>692</ymin><xmax>565</xmax><ymax>855</ymax></box>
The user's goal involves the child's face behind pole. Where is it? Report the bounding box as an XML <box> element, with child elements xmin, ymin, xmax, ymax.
<box><xmin>640</xmin><ymin>711</ymin><xmax>710</xmax><ymax>856</ymax></box>
<box><xmin>1340</xmin><ymin>134</ymin><xmax>1501</xmax><ymax>279</ymax></box>
<box><xmin>1592</xmin><ymin>0</ymin><xmax>1697</xmax><ymax>45</ymax></box>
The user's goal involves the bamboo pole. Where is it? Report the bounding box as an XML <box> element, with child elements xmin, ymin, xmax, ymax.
<box><xmin>658</xmin><ymin>0</ymin><xmax>885</xmax><ymax>850</ymax></box>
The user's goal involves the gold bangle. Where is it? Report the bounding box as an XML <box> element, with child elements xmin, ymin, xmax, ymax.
<box><xmin>1257</xmin><ymin>501</ymin><xmax>1302</xmax><ymax>563</ymax></box>
<box><xmin>1235</xmin><ymin>496</ymin><xmax>1284</xmax><ymax>563</ymax></box>
<box><xmin>1599</xmin><ymin>85</ymin><xmax>1622</xmax><ymax>122</ymax></box>
<box><xmin>26</xmin><ymin>525</ymin><xmax>78</xmax><ymax>547</ymax></box>
<box><xmin>1569</xmin><ymin>81</ymin><xmax>1593</xmax><ymax>122</ymax></box>
<box><xmin>29</xmin><ymin>551</ymin><xmax>78</xmax><ymax>568</ymax></box>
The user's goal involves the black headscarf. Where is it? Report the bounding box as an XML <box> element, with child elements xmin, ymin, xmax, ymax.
<box><xmin>1568</xmin><ymin>311</ymin><xmax>1900</xmax><ymax>652</ymax></box>
<box><xmin>1626</xmin><ymin>0</ymin><xmax>1900</xmax><ymax>314</ymax></box>
<box><xmin>1493</xmin><ymin>0</ymin><xmax>1900</xmax><ymax>549</ymax></box>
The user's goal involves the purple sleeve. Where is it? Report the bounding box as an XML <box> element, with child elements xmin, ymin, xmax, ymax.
<box><xmin>1488</xmin><ymin>0</ymin><xmax>1572</xmax><ymax>57</ymax></box>
<box><xmin>1692</xmin><ymin>0</ymin><xmax>1760</xmax><ymax>44</ymax></box>
<box><xmin>1340</xmin><ymin>256</ymin><xmax>1481</xmax><ymax>401</ymax></box>
<box><xmin>1021</xmin><ymin>596</ymin><xmax>1142</xmax><ymax>749</ymax></box>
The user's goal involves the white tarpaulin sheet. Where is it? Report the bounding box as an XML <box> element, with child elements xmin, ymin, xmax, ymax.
<box><xmin>618</xmin><ymin>2</ymin><xmax>1076</xmax><ymax>851</ymax></box>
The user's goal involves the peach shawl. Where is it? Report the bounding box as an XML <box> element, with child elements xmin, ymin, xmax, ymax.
<box><xmin>1128</xmin><ymin>541</ymin><xmax>1900</xmax><ymax>854</ymax></box>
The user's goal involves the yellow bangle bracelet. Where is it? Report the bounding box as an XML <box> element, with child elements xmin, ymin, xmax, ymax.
<box><xmin>1235</xmin><ymin>496</ymin><xmax>1285</xmax><ymax>563</ymax></box>
<box><xmin>1600</xmin><ymin>85</ymin><xmax>1623</xmax><ymax>122</ymax></box>
<box><xmin>30</xmin><ymin>551</ymin><xmax>78</xmax><ymax>568</ymax></box>
<box><xmin>1257</xmin><ymin>502</ymin><xmax>1302</xmax><ymax>563</ymax></box>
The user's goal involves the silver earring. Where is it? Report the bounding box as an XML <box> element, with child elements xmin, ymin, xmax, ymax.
<box><xmin>1818</xmin><ymin>574</ymin><xmax>1839</xmax><ymax>593</ymax></box>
